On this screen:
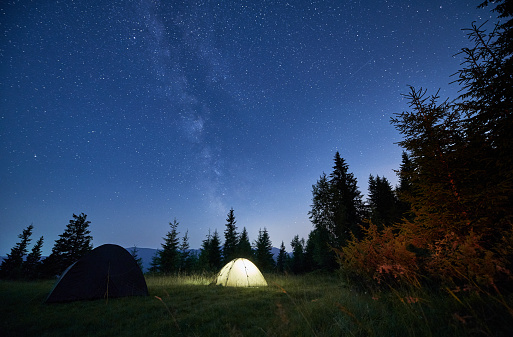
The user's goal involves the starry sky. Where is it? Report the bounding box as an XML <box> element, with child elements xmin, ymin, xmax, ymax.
<box><xmin>1</xmin><ymin>1</ymin><xmax>493</xmax><ymax>255</ymax></box>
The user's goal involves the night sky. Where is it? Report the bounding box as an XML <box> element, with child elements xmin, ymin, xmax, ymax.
<box><xmin>1</xmin><ymin>1</ymin><xmax>492</xmax><ymax>255</ymax></box>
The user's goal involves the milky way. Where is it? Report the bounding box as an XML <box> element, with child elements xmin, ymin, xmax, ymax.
<box><xmin>1</xmin><ymin>1</ymin><xmax>491</xmax><ymax>254</ymax></box>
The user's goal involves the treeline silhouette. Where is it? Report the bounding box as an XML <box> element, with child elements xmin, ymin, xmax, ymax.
<box><xmin>2</xmin><ymin>1</ymin><xmax>511</xmax><ymax>295</ymax></box>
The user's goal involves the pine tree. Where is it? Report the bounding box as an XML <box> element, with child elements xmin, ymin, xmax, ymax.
<box><xmin>304</xmin><ymin>226</ymin><xmax>338</xmax><ymax>271</ymax></box>
<box><xmin>199</xmin><ymin>229</ymin><xmax>223</xmax><ymax>271</ymax></box>
<box><xmin>24</xmin><ymin>236</ymin><xmax>44</xmax><ymax>279</ymax></box>
<box><xmin>329</xmin><ymin>152</ymin><xmax>364</xmax><ymax>243</ymax></box>
<box><xmin>178</xmin><ymin>230</ymin><xmax>191</xmax><ymax>272</ymax></box>
<box><xmin>367</xmin><ymin>175</ymin><xmax>400</xmax><ymax>228</ymax></box>
<box><xmin>209</xmin><ymin>229</ymin><xmax>223</xmax><ymax>270</ymax></box>
<box><xmin>159</xmin><ymin>219</ymin><xmax>180</xmax><ymax>274</ymax></box>
<box><xmin>199</xmin><ymin>230</ymin><xmax>212</xmax><ymax>271</ymax></box>
<box><xmin>253</xmin><ymin>228</ymin><xmax>275</xmax><ymax>272</ymax></box>
<box><xmin>236</xmin><ymin>227</ymin><xmax>253</xmax><ymax>259</ymax></box>
<box><xmin>148</xmin><ymin>251</ymin><xmax>161</xmax><ymax>273</ymax></box>
<box><xmin>0</xmin><ymin>224</ymin><xmax>33</xmax><ymax>279</ymax></box>
<box><xmin>395</xmin><ymin>151</ymin><xmax>414</xmax><ymax>220</ymax></box>
<box><xmin>309</xmin><ymin>153</ymin><xmax>364</xmax><ymax>247</ymax></box>
<box><xmin>290</xmin><ymin>235</ymin><xmax>305</xmax><ymax>274</ymax></box>
<box><xmin>223</xmin><ymin>208</ymin><xmax>239</xmax><ymax>263</ymax></box>
<box><xmin>129</xmin><ymin>246</ymin><xmax>144</xmax><ymax>272</ymax></box>
<box><xmin>276</xmin><ymin>241</ymin><xmax>288</xmax><ymax>273</ymax></box>
<box><xmin>42</xmin><ymin>213</ymin><xmax>92</xmax><ymax>276</ymax></box>
<box><xmin>386</xmin><ymin>1</ymin><xmax>513</xmax><ymax>287</ymax></box>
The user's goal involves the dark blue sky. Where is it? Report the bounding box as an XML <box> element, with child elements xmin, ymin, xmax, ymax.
<box><xmin>1</xmin><ymin>1</ymin><xmax>491</xmax><ymax>255</ymax></box>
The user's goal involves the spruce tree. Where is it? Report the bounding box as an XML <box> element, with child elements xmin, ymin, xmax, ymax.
<box><xmin>276</xmin><ymin>241</ymin><xmax>288</xmax><ymax>273</ymax></box>
<box><xmin>24</xmin><ymin>236</ymin><xmax>44</xmax><ymax>279</ymax></box>
<box><xmin>237</xmin><ymin>227</ymin><xmax>253</xmax><ymax>259</ymax></box>
<box><xmin>199</xmin><ymin>230</ymin><xmax>212</xmax><ymax>271</ymax></box>
<box><xmin>178</xmin><ymin>230</ymin><xmax>191</xmax><ymax>272</ymax></box>
<box><xmin>253</xmin><ymin>228</ymin><xmax>275</xmax><ymax>272</ymax></box>
<box><xmin>367</xmin><ymin>175</ymin><xmax>400</xmax><ymax>228</ymax></box>
<box><xmin>223</xmin><ymin>208</ymin><xmax>238</xmax><ymax>263</ymax></box>
<box><xmin>0</xmin><ymin>224</ymin><xmax>33</xmax><ymax>279</ymax></box>
<box><xmin>199</xmin><ymin>229</ymin><xmax>223</xmax><ymax>271</ymax></box>
<box><xmin>148</xmin><ymin>251</ymin><xmax>161</xmax><ymax>273</ymax></box>
<box><xmin>395</xmin><ymin>151</ymin><xmax>414</xmax><ymax>220</ymax></box>
<box><xmin>329</xmin><ymin>152</ymin><xmax>364</xmax><ymax>243</ymax></box>
<box><xmin>309</xmin><ymin>153</ymin><xmax>364</xmax><ymax>248</ymax></box>
<box><xmin>129</xmin><ymin>246</ymin><xmax>144</xmax><ymax>272</ymax></box>
<box><xmin>290</xmin><ymin>235</ymin><xmax>305</xmax><ymax>274</ymax></box>
<box><xmin>208</xmin><ymin>229</ymin><xmax>223</xmax><ymax>270</ymax></box>
<box><xmin>387</xmin><ymin>1</ymin><xmax>513</xmax><ymax>286</ymax></box>
<box><xmin>159</xmin><ymin>219</ymin><xmax>180</xmax><ymax>274</ymax></box>
<box><xmin>42</xmin><ymin>213</ymin><xmax>92</xmax><ymax>276</ymax></box>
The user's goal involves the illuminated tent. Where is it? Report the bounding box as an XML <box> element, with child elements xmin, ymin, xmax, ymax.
<box><xmin>45</xmin><ymin>244</ymin><xmax>148</xmax><ymax>303</ymax></box>
<box><xmin>215</xmin><ymin>258</ymin><xmax>268</xmax><ymax>287</ymax></box>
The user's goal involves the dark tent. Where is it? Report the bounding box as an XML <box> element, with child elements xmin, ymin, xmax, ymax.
<box><xmin>45</xmin><ymin>244</ymin><xmax>148</xmax><ymax>303</ymax></box>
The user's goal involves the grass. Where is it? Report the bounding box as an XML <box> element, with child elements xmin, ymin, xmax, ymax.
<box><xmin>1</xmin><ymin>273</ymin><xmax>512</xmax><ymax>336</ymax></box>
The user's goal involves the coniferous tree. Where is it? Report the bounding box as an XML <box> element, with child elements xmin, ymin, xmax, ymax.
<box><xmin>236</xmin><ymin>227</ymin><xmax>253</xmax><ymax>259</ymax></box>
<box><xmin>223</xmin><ymin>208</ymin><xmax>238</xmax><ymax>263</ymax></box>
<box><xmin>0</xmin><ymin>224</ymin><xmax>33</xmax><ymax>279</ymax></box>
<box><xmin>129</xmin><ymin>246</ymin><xmax>144</xmax><ymax>272</ymax></box>
<box><xmin>208</xmin><ymin>229</ymin><xmax>223</xmax><ymax>270</ymax></box>
<box><xmin>199</xmin><ymin>230</ymin><xmax>213</xmax><ymax>271</ymax></box>
<box><xmin>42</xmin><ymin>213</ymin><xmax>92</xmax><ymax>276</ymax></box>
<box><xmin>159</xmin><ymin>219</ymin><xmax>180</xmax><ymax>274</ymax></box>
<box><xmin>304</xmin><ymin>227</ymin><xmax>337</xmax><ymax>271</ymax></box>
<box><xmin>329</xmin><ymin>152</ymin><xmax>365</xmax><ymax>243</ymax></box>
<box><xmin>253</xmin><ymin>228</ymin><xmax>275</xmax><ymax>272</ymax></box>
<box><xmin>309</xmin><ymin>153</ymin><xmax>364</xmax><ymax>248</ymax></box>
<box><xmin>290</xmin><ymin>235</ymin><xmax>305</xmax><ymax>274</ymax></box>
<box><xmin>178</xmin><ymin>230</ymin><xmax>191</xmax><ymax>272</ymax></box>
<box><xmin>148</xmin><ymin>251</ymin><xmax>161</xmax><ymax>273</ymax></box>
<box><xmin>308</xmin><ymin>152</ymin><xmax>364</xmax><ymax>271</ymax></box>
<box><xmin>385</xmin><ymin>1</ymin><xmax>513</xmax><ymax>287</ymax></box>
<box><xmin>395</xmin><ymin>151</ymin><xmax>414</xmax><ymax>220</ymax></box>
<box><xmin>199</xmin><ymin>229</ymin><xmax>223</xmax><ymax>271</ymax></box>
<box><xmin>276</xmin><ymin>241</ymin><xmax>288</xmax><ymax>273</ymax></box>
<box><xmin>367</xmin><ymin>175</ymin><xmax>400</xmax><ymax>228</ymax></box>
<box><xmin>24</xmin><ymin>236</ymin><xmax>44</xmax><ymax>279</ymax></box>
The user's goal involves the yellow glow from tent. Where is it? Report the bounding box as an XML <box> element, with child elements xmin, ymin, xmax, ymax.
<box><xmin>216</xmin><ymin>258</ymin><xmax>268</xmax><ymax>287</ymax></box>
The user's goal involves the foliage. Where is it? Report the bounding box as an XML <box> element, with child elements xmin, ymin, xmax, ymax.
<box><xmin>0</xmin><ymin>224</ymin><xmax>34</xmax><ymax>279</ymax></box>
<box><xmin>367</xmin><ymin>175</ymin><xmax>401</xmax><ymax>229</ymax></box>
<box><xmin>129</xmin><ymin>246</ymin><xmax>144</xmax><ymax>271</ymax></box>
<box><xmin>307</xmin><ymin>152</ymin><xmax>364</xmax><ymax>272</ymax></box>
<box><xmin>199</xmin><ymin>229</ymin><xmax>223</xmax><ymax>271</ymax></box>
<box><xmin>41</xmin><ymin>213</ymin><xmax>92</xmax><ymax>277</ymax></box>
<box><xmin>289</xmin><ymin>235</ymin><xmax>305</xmax><ymax>274</ymax></box>
<box><xmin>276</xmin><ymin>241</ymin><xmax>288</xmax><ymax>273</ymax></box>
<box><xmin>23</xmin><ymin>236</ymin><xmax>44</xmax><ymax>279</ymax></box>
<box><xmin>159</xmin><ymin>219</ymin><xmax>180</xmax><ymax>274</ymax></box>
<box><xmin>253</xmin><ymin>227</ymin><xmax>275</xmax><ymax>272</ymax></box>
<box><xmin>177</xmin><ymin>230</ymin><xmax>192</xmax><ymax>272</ymax></box>
<box><xmin>335</xmin><ymin>223</ymin><xmax>420</xmax><ymax>288</ymax></box>
<box><xmin>223</xmin><ymin>208</ymin><xmax>238</xmax><ymax>263</ymax></box>
<box><xmin>339</xmin><ymin>1</ymin><xmax>513</xmax><ymax>294</ymax></box>
<box><xmin>395</xmin><ymin>151</ymin><xmax>414</xmax><ymax>221</ymax></box>
<box><xmin>236</xmin><ymin>226</ymin><xmax>253</xmax><ymax>259</ymax></box>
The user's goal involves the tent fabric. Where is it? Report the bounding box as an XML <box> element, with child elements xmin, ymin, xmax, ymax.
<box><xmin>45</xmin><ymin>244</ymin><xmax>148</xmax><ymax>303</ymax></box>
<box><xmin>215</xmin><ymin>258</ymin><xmax>268</xmax><ymax>287</ymax></box>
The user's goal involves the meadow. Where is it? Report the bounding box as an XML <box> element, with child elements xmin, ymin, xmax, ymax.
<box><xmin>1</xmin><ymin>272</ymin><xmax>511</xmax><ymax>337</ymax></box>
